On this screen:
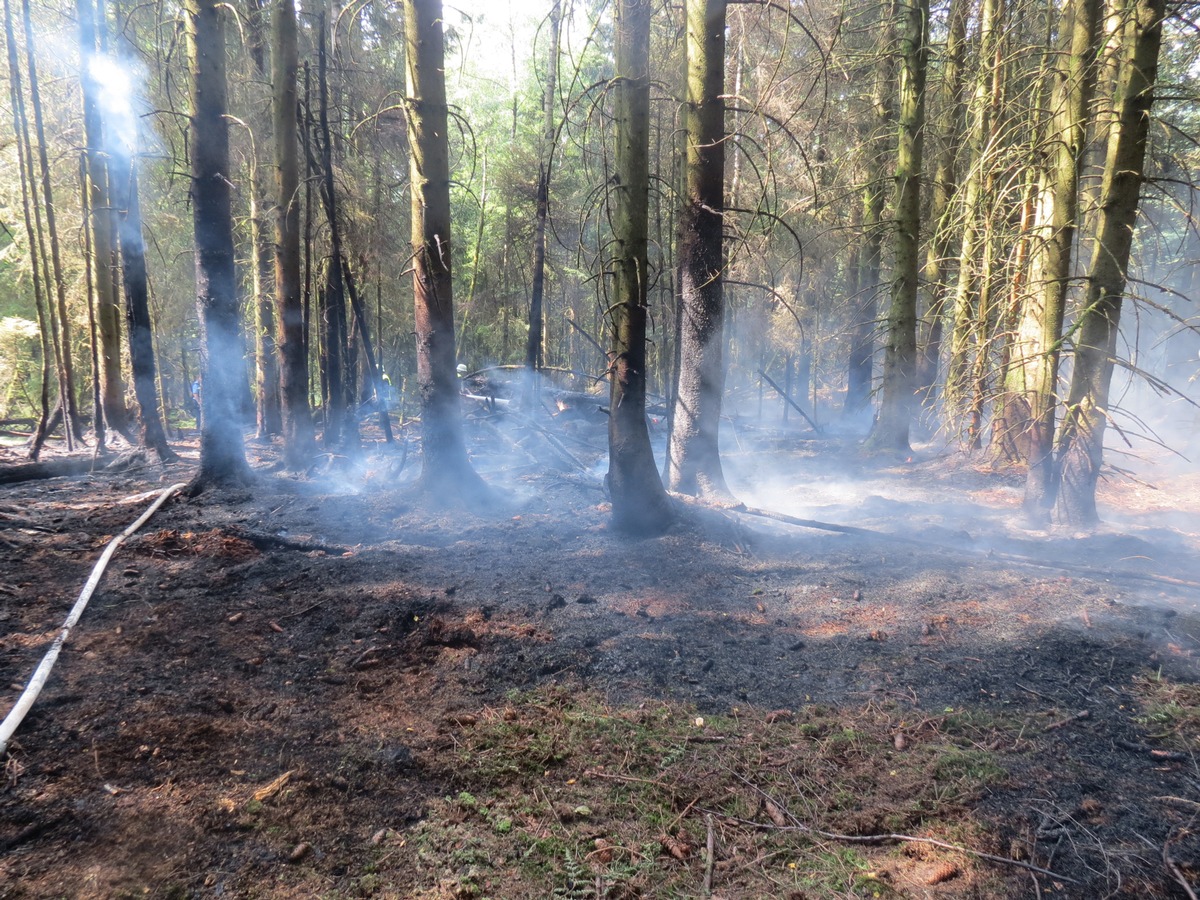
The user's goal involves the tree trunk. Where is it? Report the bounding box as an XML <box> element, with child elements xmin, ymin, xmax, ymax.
<box><xmin>608</xmin><ymin>0</ymin><xmax>673</xmax><ymax>536</ymax></box>
<box><xmin>273</xmin><ymin>0</ymin><xmax>316</xmax><ymax>469</ymax></box>
<box><xmin>316</xmin><ymin>15</ymin><xmax>352</xmax><ymax>450</ymax></box>
<box><xmin>845</xmin><ymin>10</ymin><xmax>894</xmax><ymax>417</ymax></box>
<box><xmin>22</xmin><ymin>0</ymin><xmax>80</xmax><ymax>449</ymax></box>
<box><xmin>403</xmin><ymin>0</ymin><xmax>488</xmax><ymax>502</ymax></box>
<box><xmin>110</xmin><ymin>154</ymin><xmax>175</xmax><ymax>461</ymax></box>
<box><xmin>78</xmin><ymin>152</ymin><xmax>105</xmax><ymax>450</ymax></box>
<box><xmin>916</xmin><ymin>0</ymin><xmax>968</xmax><ymax>405</ymax></box>
<box><xmin>944</xmin><ymin>0</ymin><xmax>1003</xmax><ymax>441</ymax></box>
<box><xmin>999</xmin><ymin>0</ymin><xmax>1101</xmax><ymax>518</ymax></box>
<box><xmin>869</xmin><ymin>0</ymin><xmax>930</xmax><ymax>452</ymax></box>
<box><xmin>524</xmin><ymin>0</ymin><xmax>561</xmax><ymax>398</ymax></box>
<box><xmin>245</xmin><ymin>102</ymin><xmax>282</xmax><ymax>441</ymax></box>
<box><xmin>77</xmin><ymin>0</ymin><xmax>131</xmax><ymax>443</ymax></box>
<box><xmin>1054</xmin><ymin>0</ymin><xmax>1165</xmax><ymax>526</ymax></box>
<box><xmin>4</xmin><ymin>0</ymin><xmax>52</xmax><ymax>459</ymax></box>
<box><xmin>187</xmin><ymin>0</ymin><xmax>252</xmax><ymax>489</ymax></box>
<box><xmin>668</xmin><ymin>0</ymin><xmax>731</xmax><ymax>500</ymax></box>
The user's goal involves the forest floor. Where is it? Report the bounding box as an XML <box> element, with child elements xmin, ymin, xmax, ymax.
<box><xmin>1</xmin><ymin>401</ymin><xmax>1199</xmax><ymax>899</ymax></box>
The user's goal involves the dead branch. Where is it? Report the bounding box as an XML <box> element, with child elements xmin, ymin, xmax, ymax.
<box><xmin>722</xmin><ymin>503</ymin><xmax>1200</xmax><ymax>593</ymax></box>
<box><xmin>757</xmin><ymin>370</ymin><xmax>822</xmax><ymax>433</ymax></box>
<box><xmin>1164</xmin><ymin>830</ymin><xmax>1198</xmax><ymax>900</ymax></box>
<box><xmin>1044</xmin><ymin>710</ymin><xmax>1091</xmax><ymax>731</ymax></box>
<box><xmin>703</xmin><ymin>812</ymin><xmax>716</xmax><ymax>896</ymax></box>
<box><xmin>699</xmin><ymin>806</ymin><xmax>1080</xmax><ymax>884</ymax></box>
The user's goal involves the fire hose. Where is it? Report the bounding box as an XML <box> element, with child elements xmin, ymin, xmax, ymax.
<box><xmin>0</xmin><ymin>482</ymin><xmax>188</xmax><ymax>757</ymax></box>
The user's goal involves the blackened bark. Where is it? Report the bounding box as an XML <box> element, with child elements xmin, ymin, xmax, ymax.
<box><xmin>187</xmin><ymin>0</ymin><xmax>252</xmax><ymax>489</ymax></box>
<box><xmin>273</xmin><ymin>0</ymin><xmax>316</xmax><ymax>469</ymax></box>
<box><xmin>608</xmin><ymin>0</ymin><xmax>673</xmax><ymax>536</ymax></box>
<box><xmin>110</xmin><ymin>158</ymin><xmax>175</xmax><ymax>461</ymax></box>
<box><xmin>403</xmin><ymin>0</ymin><xmax>489</xmax><ymax>503</ymax></box>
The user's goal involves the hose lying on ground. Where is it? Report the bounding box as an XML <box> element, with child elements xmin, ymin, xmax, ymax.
<box><xmin>0</xmin><ymin>482</ymin><xmax>188</xmax><ymax>757</ymax></box>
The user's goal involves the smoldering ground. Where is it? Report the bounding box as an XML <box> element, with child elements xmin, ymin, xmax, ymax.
<box><xmin>2</xmin><ymin>378</ymin><xmax>1200</xmax><ymax>896</ymax></box>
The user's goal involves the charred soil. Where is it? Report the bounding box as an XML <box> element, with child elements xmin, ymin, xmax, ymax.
<box><xmin>1</xmin><ymin>421</ymin><xmax>1198</xmax><ymax>899</ymax></box>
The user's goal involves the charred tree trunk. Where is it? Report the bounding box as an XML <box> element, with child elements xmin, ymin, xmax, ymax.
<box><xmin>273</xmin><ymin>0</ymin><xmax>316</xmax><ymax>469</ymax></box>
<box><xmin>316</xmin><ymin>16</ymin><xmax>352</xmax><ymax>450</ymax></box>
<box><xmin>668</xmin><ymin>0</ymin><xmax>731</xmax><ymax>500</ymax></box>
<box><xmin>187</xmin><ymin>0</ymin><xmax>252</xmax><ymax>489</ymax></box>
<box><xmin>607</xmin><ymin>0</ymin><xmax>673</xmax><ymax>536</ymax></box>
<box><xmin>1054</xmin><ymin>0</ymin><xmax>1165</xmax><ymax>526</ymax></box>
<box><xmin>110</xmin><ymin>155</ymin><xmax>175</xmax><ymax>461</ymax></box>
<box><xmin>403</xmin><ymin>0</ymin><xmax>488</xmax><ymax>502</ymax></box>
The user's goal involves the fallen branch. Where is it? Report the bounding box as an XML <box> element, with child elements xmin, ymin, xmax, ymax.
<box><xmin>0</xmin><ymin>482</ymin><xmax>188</xmax><ymax>756</ymax></box>
<box><xmin>1164</xmin><ymin>830</ymin><xmax>1198</xmax><ymax>900</ymax></box>
<box><xmin>702</xmin><ymin>812</ymin><xmax>716</xmax><ymax>896</ymax></box>
<box><xmin>1044</xmin><ymin>710</ymin><xmax>1091</xmax><ymax>731</ymax></box>
<box><xmin>506</xmin><ymin>410</ymin><xmax>590</xmax><ymax>473</ymax></box>
<box><xmin>757</xmin><ymin>370</ymin><xmax>822</xmax><ymax>434</ymax></box>
<box><xmin>724</xmin><ymin>503</ymin><xmax>1200</xmax><ymax>593</ymax></box>
<box><xmin>699</xmin><ymin>807</ymin><xmax>1079</xmax><ymax>884</ymax></box>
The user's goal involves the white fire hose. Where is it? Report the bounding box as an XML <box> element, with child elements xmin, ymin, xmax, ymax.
<box><xmin>0</xmin><ymin>482</ymin><xmax>188</xmax><ymax>756</ymax></box>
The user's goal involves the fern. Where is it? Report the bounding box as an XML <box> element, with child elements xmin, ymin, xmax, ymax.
<box><xmin>551</xmin><ymin>850</ymin><xmax>596</xmax><ymax>900</ymax></box>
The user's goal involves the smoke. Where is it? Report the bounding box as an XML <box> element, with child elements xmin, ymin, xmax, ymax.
<box><xmin>87</xmin><ymin>55</ymin><xmax>139</xmax><ymax>157</ymax></box>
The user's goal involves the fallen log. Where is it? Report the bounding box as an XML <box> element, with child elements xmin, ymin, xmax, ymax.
<box><xmin>0</xmin><ymin>450</ymin><xmax>148</xmax><ymax>487</ymax></box>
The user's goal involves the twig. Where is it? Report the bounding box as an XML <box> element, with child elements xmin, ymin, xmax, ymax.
<box><xmin>1015</xmin><ymin>682</ymin><xmax>1058</xmax><ymax>703</ymax></box>
<box><xmin>279</xmin><ymin>602</ymin><xmax>323</xmax><ymax>620</ymax></box>
<box><xmin>584</xmin><ymin>768</ymin><xmax>673</xmax><ymax>790</ymax></box>
<box><xmin>698</xmin><ymin>807</ymin><xmax>1080</xmax><ymax>884</ymax></box>
<box><xmin>1044</xmin><ymin>710</ymin><xmax>1090</xmax><ymax>731</ymax></box>
<box><xmin>1164</xmin><ymin>831</ymin><xmax>1198</xmax><ymax>900</ymax></box>
<box><xmin>702</xmin><ymin>812</ymin><xmax>716</xmax><ymax>896</ymax></box>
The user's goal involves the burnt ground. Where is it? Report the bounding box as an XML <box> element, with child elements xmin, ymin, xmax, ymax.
<box><xmin>0</xmin><ymin>409</ymin><xmax>1199</xmax><ymax>899</ymax></box>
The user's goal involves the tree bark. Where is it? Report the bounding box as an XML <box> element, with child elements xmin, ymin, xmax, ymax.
<box><xmin>944</xmin><ymin>0</ymin><xmax>1003</xmax><ymax>441</ymax></box>
<box><xmin>239</xmin><ymin>38</ymin><xmax>283</xmax><ymax>447</ymax></box>
<box><xmin>869</xmin><ymin>0</ymin><xmax>930</xmax><ymax>452</ymax></box>
<box><xmin>3</xmin><ymin>0</ymin><xmax>52</xmax><ymax>459</ymax></box>
<box><xmin>76</xmin><ymin>0</ymin><xmax>131</xmax><ymax>442</ymax></box>
<box><xmin>1054</xmin><ymin>0</ymin><xmax>1165</xmax><ymax>526</ymax></box>
<box><xmin>845</xmin><ymin>8</ymin><xmax>895</xmax><ymax>417</ymax></box>
<box><xmin>608</xmin><ymin>0</ymin><xmax>673</xmax><ymax>536</ymax></box>
<box><xmin>316</xmin><ymin>15</ymin><xmax>352</xmax><ymax>450</ymax></box>
<box><xmin>999</xmin><ymin>0</ymin><xmax>1100</xmax><ymax>518</ymax></box>
<box><xmin>403</xmin><ymin>0</ymin><xmax>488</xmax><ymax>503</ymax></box>
<box><xmin>110</xmin><ymin>155</ymin><xmax>175</xmax><ymax>461</ymax></box>
<box><xmin>668</xmin><ymin>0</ymin><xmax>731</xmax><ymax>500</ymax></box>
<box><xmin>187</xmin><ymin>0</ymin><xmax>252</xmax><ymax>489</ymax></box>
<box><xmin>525</xmin><ymin>0</ymin><xmax>562</xmax><ymax>397</ymax></box>
<box><xmin>916</xmin><ymin>0</ymin><xmax>968</xmax><ymax>405</ymax></box>
<box><xmin>273</xmin><ymin>0</ymin><xmax>316</xmax><ymax>469</ymax></box>
<box><xmin>22</xmin><ymin>0</ymin><xmax>81</xmax><ymax>449</ymax></box>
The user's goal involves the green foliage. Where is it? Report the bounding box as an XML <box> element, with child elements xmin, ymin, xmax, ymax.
<box><xmin>0</xmin><ymin>316</ymin><xmax>41</xmax><ymax>418</ymax></box>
